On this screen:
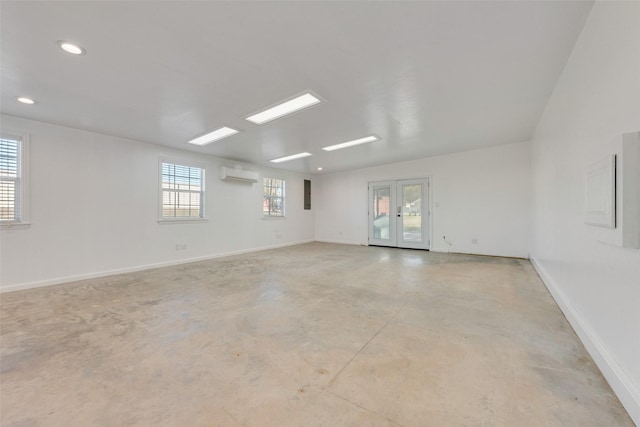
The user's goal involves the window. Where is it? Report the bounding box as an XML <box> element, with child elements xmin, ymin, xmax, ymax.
<box><xmin>160</xmin><ymin>160</ymin><xmax>205</xmax><ymax>220</ymax></box>
<box><xmin>0</xmin><ymin>132</ymin><xmax>28</xmax><ymax>225</ymax></box>
<box><xmin>263</xmin><ymin>178</ymin><xmax>285</xmax><ymax>217</ymax></box>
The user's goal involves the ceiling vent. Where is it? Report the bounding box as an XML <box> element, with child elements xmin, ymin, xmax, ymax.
<box><xmin>220</xmin><ymin>166</ymin><xmax>259</xmax><ymax>184</ymax></box>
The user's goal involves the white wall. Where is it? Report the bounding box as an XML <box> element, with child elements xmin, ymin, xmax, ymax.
<box><xmin>530</xmin><ymin>1</ymin><xmax>640</xmax><ymax>423</ymax></box>
<box><xmin>0</xmin><ymin>115</ymin><xmax>315</xmax><ymax>291</ymax></box>
<box><xmin>315</xmin><ymin>141</ymin><xmax>530</xmax><ymax>258</ymax></box>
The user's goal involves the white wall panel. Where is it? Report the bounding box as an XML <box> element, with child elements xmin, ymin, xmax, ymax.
<box><xmin>530</xmin><ymin>2</ymin><xmax>640</xmax><ymax>422</ymax></box>
<box><xmin>0</xmin><ymin>115</ymin><xmax>315</xmax><ymax>290</ymax></box>
<box><xmin>315</xmin><ymin>141</ymin><xmax>531</xmax><ymax>258</ymax></box>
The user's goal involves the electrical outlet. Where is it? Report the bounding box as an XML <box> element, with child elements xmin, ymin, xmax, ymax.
<box><xmin>472</xmin><ymin>238</ymin><xmax>479</xmax><ymax>244</ymax></box>
<box><xmin>175</xmin><ymin>244</ymin><xmax>180</xmax><ymax>251</ymax></box>
<box><xmin>180</xmin><ymin>244</ymin><xmax>187</xmax><ymax>250</ymax></box>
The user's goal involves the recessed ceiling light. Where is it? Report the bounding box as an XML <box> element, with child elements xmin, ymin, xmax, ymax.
<box><xmin>270</xmin><ymin>152</ymin><xmax>312</xmax><ymax>163</ymax></box>
<box><xmin>188</xmin><ymin>127</ymin><xmax>239</xmax><ymax>146</ymax></box>
<box><xmin>57</xmin><ymin>40</ymin><xmax>86</xmax><ymax>55</ymax></box>
<box><xmin>246</xmin><ymin>92</ymin><xmax>322</xmax><ymax>125</ymax></box>
<box><xmin>322</xmin><ymin>135</ymin><xmax>380</xmax><ymax>152</ymax></box>
<box><xmin>17</xmin><ymin>97</ymin><xmax>36</xmax><ymax>105</ymax></box>
<box><xmin>317</xmin><ymin>167</ymin><xmax>323</xmax><ymax>171</ymax></box>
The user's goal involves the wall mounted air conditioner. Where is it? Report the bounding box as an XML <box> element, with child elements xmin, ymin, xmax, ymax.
<box><xmin>220</xmin><ymin>166</ymin><xmax>259</xmax><ymax>183</ymax></box>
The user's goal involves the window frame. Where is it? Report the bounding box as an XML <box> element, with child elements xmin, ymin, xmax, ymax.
<box><xmin>0</xmin><ymin>130</ymin><xmax>30</xmax><ymax>229</ymax></box>
<box><xmin>158</xmin><ymin>157</ymin><xmax>207</xmax><ymax>223</ymax></box>
<box><xmin>262</xmin><ymin>177</ymin><xmax>286</xmax><ymax>218</ymax></box>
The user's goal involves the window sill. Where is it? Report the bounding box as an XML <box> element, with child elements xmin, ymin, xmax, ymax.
<box><xmin>261</xmin><ymin>216</ymin><xmax>287</xmax><ymax>220</ymax></box>
<box><xmin>158</xmin><ymin>218</ymin><xmax>208</xmax><ymax>225</ymax></box>
<box><xmin>0</xmin><ymin>222</ymin><xmax>31</xmax><ymax>230</ymax></box>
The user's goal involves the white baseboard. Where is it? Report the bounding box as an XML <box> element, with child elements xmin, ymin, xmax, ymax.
<box><xmin>314</xmin><ymin>239</ymin><xmax>365</xmax><ymax>246</ymax></box>
<box><xmin>530</xmin><ymin>255</ymin><xmax>640</xmax><ymax>425</ymax></box>
<box><xmin>0</xmin><ymin>240</ymin><xmax>315</xmax><ymax>293</ymax></box>
<box><xmin>431</xmin><ymin>246</ymin><xmax>529</xmax><ymax>259</ymax></box>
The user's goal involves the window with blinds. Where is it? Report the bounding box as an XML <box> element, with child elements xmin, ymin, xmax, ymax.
<box><xmin>160</xmin><ymin>161</ymin><xmax>205</xmax><ymax>219</ymax></box>
<box><xmin>0</xmin><ymin>135</ymin><xmax>23</xmax><ymax>223</ymax></box>
<box><xmin>263</xmin><ymin>178</ymin><xmax>285</xmax><ymax>217</ymax></box>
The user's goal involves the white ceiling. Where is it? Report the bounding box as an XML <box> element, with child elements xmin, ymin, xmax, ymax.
<box><xmin>1</xmin><ymin>1</ymin><xmax>593</xmax><ymax>174</ymax></box>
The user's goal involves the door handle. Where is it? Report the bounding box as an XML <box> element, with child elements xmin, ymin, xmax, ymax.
<box><xmin>397</xmin><ymin>206</ymin><xmax>401</xmax><ymax>217</ymax></box>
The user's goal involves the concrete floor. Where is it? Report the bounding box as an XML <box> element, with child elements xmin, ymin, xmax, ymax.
<box><xmin>0</xmin><ymin>242</ymin><xmax>633</xmax><ymax>426</ymax></box>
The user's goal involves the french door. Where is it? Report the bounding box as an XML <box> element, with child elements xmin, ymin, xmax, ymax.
<box><xmin>368</xmin><ymin>178</ymin><xmax>429</xmax><ymax>249</ymax></box>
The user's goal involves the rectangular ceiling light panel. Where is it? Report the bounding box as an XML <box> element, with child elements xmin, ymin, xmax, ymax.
<box><xmin>188</xmin><ymin>127</ymin><xmax>239</xmax><ymax>145</ymax></box>
<box><xmin>246</xmin><ymin>92</ymin><xmax>321</xmax><ymax>125</ymax></box>
<box><xmin>322</xmin><ymin>135</ymin><xmax>379</xmax><ymax>151</ymax></box>
<box><xmin>270</xmin><ymin>152</ymin><xmax>312</xmax><ymax>163</ymax></box>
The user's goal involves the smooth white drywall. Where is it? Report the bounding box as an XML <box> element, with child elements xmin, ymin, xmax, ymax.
<box><xmin>0</xmin><ymin>115</ymin><xmax>315</xmax><ymax>291</ymax></box>
<box><xmin>315</xmin><ymin>141</ymin><xmax>530</xmax><ymax>258</ymax></box>
<box><xmin>530</xmin><ymin>2</ymin><xmax>640</xmax><ymax>423</ymax></box>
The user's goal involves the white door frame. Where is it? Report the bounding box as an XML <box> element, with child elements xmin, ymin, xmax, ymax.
<box><xmin>368</xmin><ymin>178</ymin><xmax>430</xmax><ymax>250</ymax></box>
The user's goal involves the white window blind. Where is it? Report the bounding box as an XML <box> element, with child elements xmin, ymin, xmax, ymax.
<box><xmin>161</xmin><ymin>161</ymin><xmax>205</xmax><ymax>219</ymax></box>
<box><xmin>0</xmin><ymin>136</ymin><xmax>22</xmax><ymax>222</ymax></box>
<box><xmin>263</xmin><ymin>178</ymin><xmax>285</xmax><ymax>217</ymax></box>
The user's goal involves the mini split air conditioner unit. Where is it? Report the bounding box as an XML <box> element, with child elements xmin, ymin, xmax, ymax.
<box><xmin>220</xmin><ymin>166</ymin><xmax>259</xmax><ymax>183</ymax></box>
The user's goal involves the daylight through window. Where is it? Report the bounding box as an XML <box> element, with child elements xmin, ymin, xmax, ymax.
<box><xmin>0</xmin><ymin>136</ymin><xmax>24</xmax><ymax>223</ymax></box>
<box><xmin>263</xmin><ymin>178</ymin><xmax>285</xmax><ymax>217</ymax></box>
<box><xmin>161</xmin><ymin>161</ymin><xmax>205</xmax><ymax>219</ymax></box>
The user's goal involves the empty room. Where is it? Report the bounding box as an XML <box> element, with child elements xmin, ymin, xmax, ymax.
<box><xmin>1</xmin><ymin>1</ymin><xmax>639</xmax><ymax>426</ymax></box>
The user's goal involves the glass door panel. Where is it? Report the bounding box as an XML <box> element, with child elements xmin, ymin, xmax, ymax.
<box><xmin>397</xmin><ymin>179</ymin><xmax>428</xmax><ymax>249</ymax></box>
<box><xmin>373</xmin><ymin>187</ymin><xmax>391</xmax><ymax>240</ymax></box>
<box><xmin>401</xmin><ymin>184</ymin><xmax>423</xmax><ymax>243</ymax></box>
<box><xmin>368</xmin><ymin>182</ymin><xmax>397</xmax><ymax>247</ymax></box>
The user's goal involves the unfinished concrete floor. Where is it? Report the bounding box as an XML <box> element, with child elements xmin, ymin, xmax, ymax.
<box><xmin>0</xmin><ymin>243</ymin><xmax>633</xmax><ymax>426</ymax></box>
